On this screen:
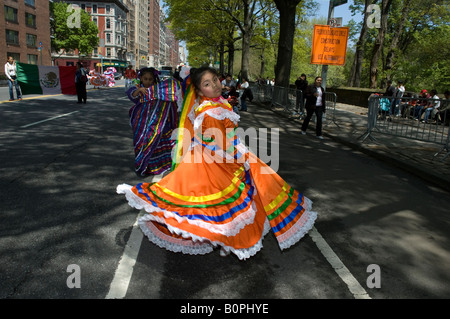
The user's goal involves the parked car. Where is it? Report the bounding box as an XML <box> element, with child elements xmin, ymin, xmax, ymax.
<box><xmin>114</xmin><ymin>72</ymin><xmax>123</xmax><ymax>80</ymax></box>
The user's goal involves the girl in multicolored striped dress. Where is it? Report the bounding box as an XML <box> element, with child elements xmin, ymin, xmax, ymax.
<box><xmin>118</xmin><ymin>67</ymin><xmax>317</xmax><ymax>260</ymax></box>
<box><xmin>126</xmin><ymin>68</ymin><xmax>179</xmax><ymax>177</ymax></box>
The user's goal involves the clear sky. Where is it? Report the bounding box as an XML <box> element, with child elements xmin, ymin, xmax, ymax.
<box><xmin>314</xmin><ymin>0</ymin><xmax>362</xmax><ymax>26</ymax></box>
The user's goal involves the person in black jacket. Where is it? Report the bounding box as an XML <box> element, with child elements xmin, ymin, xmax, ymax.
<box><xmin>295</xmin><ymin>74</ymin><xmax>308</xmax><ymax>114</ymax></box>
<box><xmin>301</xmin><ymin>76</ymin><xmax>325</xmax><ymax>139</ymax></box>
<box><xmin>75</xmin><ymin>62</ymin><xmax>87</xmax><ymax>104</ymax></box>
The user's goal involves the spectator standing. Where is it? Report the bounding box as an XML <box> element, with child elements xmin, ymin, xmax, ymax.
<box><xmin>124</xmin><ymin>65</ymin><xmax>137</xmax><ymax>90</ymax></box>
<box><xmin>4</xmin><ymin>56</ymin><xmax>22</xmax><ymax>101</ymax></box>
<box><xmin>301</xmin><ymin>76</ymin><xmax>325</xmax><ymax>139</ymax></box>
<box><xmin>239</xmin><ymin>77</ymin><xmax>250</xmax><ymax>112</ymax></box>
<box><xmin>393</xmin><ymin>80</ymin><xmax>405</xmax><ymax>116</ymax></box>
<box><xmin>75</xmin><ymin>62</ymin><xmax>87</xmax><ymax>104</ymax></box>
<box><xmin>295</xmin><ymin>74</ymin><xmax>308</xmax><ymax>115</ymax></box>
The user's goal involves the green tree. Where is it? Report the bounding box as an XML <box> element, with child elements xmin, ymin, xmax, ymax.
<box><xmin>51</xmin><ymin>2</ymin><xmax>99</xmax><ymax>59</ymax></box>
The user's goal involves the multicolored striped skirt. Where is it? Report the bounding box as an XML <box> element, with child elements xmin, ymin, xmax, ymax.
<box><xmin>128</xmin><ymin>99</ymin><xmax>178</xmax><ymax>176</ymax></box>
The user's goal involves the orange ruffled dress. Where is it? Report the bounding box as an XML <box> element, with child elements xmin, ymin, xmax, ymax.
<box><xmin>117</xmin><ymin>94</ymin><xmax>317</xmax><ymax>260</ymax></box>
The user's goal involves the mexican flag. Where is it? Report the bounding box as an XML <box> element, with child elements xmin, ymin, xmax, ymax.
<box><xmin>16</xmin><ymin>62</ymin><xmax>77</xmax><ymax>95</ymax></box>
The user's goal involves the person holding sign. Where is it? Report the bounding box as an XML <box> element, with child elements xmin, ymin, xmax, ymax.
<box><xmin>301</xmin><ymin>76</ymin><xmax>325</xmax><ymax>139</ymax></box>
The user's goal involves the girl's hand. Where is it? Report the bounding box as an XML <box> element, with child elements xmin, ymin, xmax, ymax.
<box><xmin>137</xmin><ymin>87</ymin><xmax>147</xmax><ymax>95</ymax></box>
<box><xmin>132</xmin><ymin>87</ymin><xmax>147</xmax><ymax>97</ymax></box>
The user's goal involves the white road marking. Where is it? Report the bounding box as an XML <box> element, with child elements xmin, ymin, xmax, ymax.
<box><xmin>20</xmin><ymin>110</ymin><xmax>80</xmax><ymax>128</ymax></box>
<box><xmin>309</xmin><ymin>227</ymin><xmax>371</xmax><ymax>299</ymax></box>
<box><xmin>105</xmin><ymin>213</ymin><xmax>144</xmax><ymax>299</ymax></box>
<box><xmin>106</xmin><ymin>175</ymin><xmax>163</xmax><ymax>299</ymax></box>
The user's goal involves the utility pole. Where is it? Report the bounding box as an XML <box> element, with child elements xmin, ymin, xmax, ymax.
<box><xmin>321</xmin><ymin>0</ymin><xmax>334</xmax><ymax>90</ymax></box>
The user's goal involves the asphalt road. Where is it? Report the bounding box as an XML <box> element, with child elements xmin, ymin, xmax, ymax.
<box><xmin>1</xmin><ymin>81</ymin><xmax>449</xmax><ymax>302</ymax></box>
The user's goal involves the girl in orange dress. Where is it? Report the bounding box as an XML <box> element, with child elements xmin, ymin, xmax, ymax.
<box><xmin>117</xmin><ymin>67</ymin><xmax>317</xmax><ymax>260</ymax></box>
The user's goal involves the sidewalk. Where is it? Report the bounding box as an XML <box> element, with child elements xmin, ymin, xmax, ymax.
<box><xmin>262</xmin><ymin>101</ymin><xmax>450</xmax><ymax>192</ymax></box>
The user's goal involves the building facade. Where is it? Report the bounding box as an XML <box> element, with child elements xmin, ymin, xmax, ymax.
<box><xmin>53</xmin><ymin>0</ymin><xmax>129</xmax><ymax>73</ymax></box>
<box><xmin>1</xmin><ymin>0</ymin><xmax>52</xmax><ymax>73</ymax></box>
<box><xmin>0</xmin><ymin>0</ymin><xmax>184</xmax><ymax>77</ymax></box>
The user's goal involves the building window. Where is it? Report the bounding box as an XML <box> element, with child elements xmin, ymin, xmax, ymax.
<box><xmin>25</xmin><ymin>13</ymin><xmax>36</xmax><ymax>28</ymax></box>
<box><xmin>4</xmin><ymin>6</ymin><xmax>18</xmax><ymax>23</ymax></box>
<box><xmin>106</xmin><ymin>48</ymin><xmax>111</xmax><ymax>57</ymax></box>
<box><xmin>25</xmin><ymin>0</ymin><xmax>35</xmax><ymax>8</ymax></box>
<box><xmin>6</xmin><ymin>29</ymin><xmax>19</xmax><ymax>45</ymax></box>
<box><xmin>106</xmin><ymin>33</ymin><xmax>111</xmax><ymax>43</ymax></box>
<box><xmin>106</xmin><ymin>5</ymin><xmax>110</xmax><ymax>13</ymax></box>
<box><xmin>106</xmin><ymin>18</ymin><xmax>110</xmax><ymax>29</ymax></box>
<box><xmin>27</xmin><ymin>54</ymin><xmax>38</xmax><ymax>65</ymax></box>
<box><xmin>93</xmin><ymin>5</ymin><xmax>97</xmax><ymax>13</ymax></box>
<box><xmin>26</xmin><ymin>33</ymin><xmax>37</xmax><ymax>47</ymax></box>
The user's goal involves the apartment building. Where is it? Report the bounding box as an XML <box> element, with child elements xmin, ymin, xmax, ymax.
<box><xmin>1</xmin><ymin>0</ymin><xmax>52</xmax><ymax>72</ymax></box>
<box><xmin>147</xmin><ymin>0</ymin><xmax>159</xmax><ymax>68</ymax></box>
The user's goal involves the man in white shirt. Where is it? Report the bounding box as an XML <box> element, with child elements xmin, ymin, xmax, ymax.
<box><xmin>4</xmin><ymin>56</ymin><xmax>22</xmax><ymax>101</ymax></box>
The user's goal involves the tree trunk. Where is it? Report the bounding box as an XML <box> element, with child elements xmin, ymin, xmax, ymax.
<box><xmin>384</xmin><ymin>1</ymin><xmax>410</xmax><ymax>74</ymax></box>
<box><xmin>369</xmin><ymin>0</ymin><xmax>392</xmax><ymax>89</ymax></box>
<box><xmin>227</xmin><ymin>40</ymin><xmax>235</xmax><ymax>75</ymax></box>
<box><xmin>218</xmin><ymin>41</ymin><xmax>225</xmax><ymax>75</ymax></box>
<box><xmin>239</xmin><ymin>0</ymin><xmax>255</xmax><ymax>80</ymax></box>
<box><xmin>273</xmin><ymin>0</ymin><xmax>301</xmax><ymax>88</ymax></box>
<box><xmin>348</xmin><ymin>0</ymin><xmax>371</xmax><ymax>87</ymax></box>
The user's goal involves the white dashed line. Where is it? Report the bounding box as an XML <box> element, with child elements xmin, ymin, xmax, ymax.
<box><xmin>20</xmin><ymin>110</ymin><xmax>80</xmax><ymax>128</ymax></box>
<box><xmin>105</xmin><ymin>213</ymin><xmax>144</xmax><ymax>299</ymax></box>
<box><xmin>309</xmin><ymin>227</ymin><xmax>371</xmax><ymax>299</ymax></box>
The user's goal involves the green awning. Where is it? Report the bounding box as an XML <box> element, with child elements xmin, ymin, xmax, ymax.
<box><xmin>102</xmin><ymin>61</ymin><xmax>128</xmax><ymax>68</ymax></box>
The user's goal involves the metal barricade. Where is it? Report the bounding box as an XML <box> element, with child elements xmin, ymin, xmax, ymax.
<box><xmin>249</xmin><ymin>83</ymin><xmax>339</xmax><ymax>126</ymax></box>
<box><xmin>360</xmin><ymin>95</ymin><xmax>449</xmax><ymax>161</ymax></box>
<box><xmin>271</xmin><ymin>85</ymin><xmax>299</xmax><ymax>115</ymax></box>
<box><xmin>249</xmin><ymin>83</ymin><xmax>272</xmax><ymax>103</ymax></box>
<box><xmin>324</xmin><ymin>92</ymin><xmax>339</xmax><ymax>128</ymax></box>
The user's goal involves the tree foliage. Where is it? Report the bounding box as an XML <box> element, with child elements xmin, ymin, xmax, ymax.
<box><xmin>50</xmin><ymin>2</ymin><xmax>99</xmax><ymax>57</ymax></box>
<box><xmin>347</xmin><ymin>0</ymin><xmax>449</xmax><ymax>92</ymax></box>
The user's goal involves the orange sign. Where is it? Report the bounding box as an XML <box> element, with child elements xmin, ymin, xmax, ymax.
<box><xmin>311</xmin><ymin>25</ymin><xmax>349</xmax><ymax>66</ymax></box>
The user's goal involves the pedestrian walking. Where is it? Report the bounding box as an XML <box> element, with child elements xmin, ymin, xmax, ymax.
<box><xmin>126</xmin><ymin>67</ymin><xmax>178</xmax><ymax>177</ymax></box>
<box><xmin>117</xmin><ymin>66</ymin><xmax>318</xmax><ymax>260</ymax></box>
<box><xmin>75</xmin><ymin>62</ymin><xmax>87</xmax><ymax>104</ymax></box>
<box><xmin>4</xmin><ymin>56</ymin><xmax>22</xmax><ymax>101</ymax></box>
<box><xmin>301</xmin><ymin>76</ymin><xmax>326</xmax><ymax>139</ymax></box>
